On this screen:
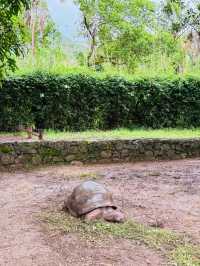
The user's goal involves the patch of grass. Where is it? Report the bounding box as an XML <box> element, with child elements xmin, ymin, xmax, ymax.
<box><xmin>63</xmin><ymin>173</ymin><xmax>103</xmax><ymax>181</ymax></box>
<box><xmin>0</xmin><ymin>132</ymin><xmax>25</xmax><ymax>137</ymax></box>
<box><xmin>79</xmin><ymin>173</ymin><xmax>103</xmax><ymax>181</ymax></box>
<box><xmin>172</xmin><ymin>245</ymin><xmax>200</xmax><ymax>266</ymax></box>
<box><xmin>44</xmin><ymin>128</ymin><xmax>200</xmax><ymax>140</ymax></box>
<box><xmin>2</xmin><ymin>128</ymin><xmax>200</xmax><ymax>141</ymax></box>
<box><xmin>42</xmin><ymin>211</ymin><xmax>200</xmax><ymax>266</ymax></box>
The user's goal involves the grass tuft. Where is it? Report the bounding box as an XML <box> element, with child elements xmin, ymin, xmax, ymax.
<box><xmin>172</xmin><ymin>245</ymin><xmax>200</xmax><ymax>266</ymax></box>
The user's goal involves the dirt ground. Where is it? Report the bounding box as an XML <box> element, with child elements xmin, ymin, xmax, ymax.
<box><xmin>0</xmin><ymin>159</ymin><xmax>200</xmax><ymax>266</ymax></box>
<box><xmin>0</xmin><ymin>136</ymin><xmax>34</xmax><ymax>143</ymax></box>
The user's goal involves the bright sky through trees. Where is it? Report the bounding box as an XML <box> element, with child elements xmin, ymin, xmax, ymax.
<box><xmin>46</xmin><ymin>0</ymin><xmax>82</xmax><ymax>41</ymax></box>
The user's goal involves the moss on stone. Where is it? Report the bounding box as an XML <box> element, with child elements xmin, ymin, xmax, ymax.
<box><xmin>39</xmin><ymin>146</ymin><xmax>62</xmax><ymax>161</ymax></box>
<box><xmin>0</xmin><ymin>145</ymin><xmax>13</xmax><ymax>154</ymax></box>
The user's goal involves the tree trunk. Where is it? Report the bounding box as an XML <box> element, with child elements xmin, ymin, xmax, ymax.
<box><xmin>83</xmin><ymin>15</ymin><xmax>97</xmax><ymax>67</ymax></box>
<box><xmin>87</xmin><ymin>35</ymin><xmax>96</xmax><ymax>67</ymax></box>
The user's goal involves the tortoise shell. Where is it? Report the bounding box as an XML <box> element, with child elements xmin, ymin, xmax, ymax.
<box><xmin>66</xmin><ymin>181</ymin><xmax>117</xmax><ymax>217</ymax></box>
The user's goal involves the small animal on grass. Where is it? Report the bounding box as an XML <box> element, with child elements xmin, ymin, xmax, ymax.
<box><xmin>64</xmin><ymin>181</ymin><xmax>125</xmax><ymax>223</ymax></box>
<box><xmin>18</xmin><ymin>125</ymin><xmax>44</xmax><ymax>140</ymax></box>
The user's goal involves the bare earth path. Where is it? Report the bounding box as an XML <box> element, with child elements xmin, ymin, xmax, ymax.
<box><xmin>0</xmin><ymin>159</ymin><xmax>200</xmax><ymax>265</ymax></box>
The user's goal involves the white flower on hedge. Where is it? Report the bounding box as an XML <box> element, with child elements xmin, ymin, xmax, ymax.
<box><xmin>64</xmin><ymin>84</ymin><xmax>70</xmax><ymax>89</ymax></box>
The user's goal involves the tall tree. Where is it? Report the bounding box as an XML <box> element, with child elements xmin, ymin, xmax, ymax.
<box><xmin>24</xmin><ymin>0</ymin><xmax>60</xmax><ymax>56</ymax></box>
<box><xmin>76</xmin><ymin>0</ymin><xmax>155</xmax><ymax>70</ymax></box>
<box><xmin>0</xmin><ymin>0</ymin><xmax>30</xmax><ymax>80</ymax></box>
<box><xmin>162</xmin><ymin>0</ymin><xmax>185</xmax><ymax>36</ymax></box>
<box><xmin>75</xmin><ymin>0</ymin><xmax>101</xmax><ymax>67</ymax></box>
<box><xmin>160</xmin><ymin>0</ymin><xmax>200</xmax><ymax>68</ymax></box>
<box><xmin>161</xmin><ymin>0</ymin><xmax>200</xmax><ymax>37</ymax></box>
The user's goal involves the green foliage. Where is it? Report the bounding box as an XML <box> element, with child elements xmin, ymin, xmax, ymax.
<box><xmin>24</xmin><ymin>0</ymin><xmax>61</xmax><ymax>51</ymax></box>
<box><xmin>9</xmin><ymin>1</ymin><xmax>198</xmax><ymax>76</ymax></box>
<box><xmin>1</xmin><ymin>0</ymin><xmax>200</xmax><ymax>78</ymax></box>
<box><xmin>1</xmin><ymin>73</ymin><xmax>200</xmax><ymax>131</ymax></box>
<box><xmin>162</xmin><ymin>0</ymin><xmax>200</xmax><ymax>35</ymax></box>
<box><xmin>77</xmin><ymin>0</ymin><xmax>156</xmax><ymax>70</ymax></box>
<box><xmin>162</xmin><ymin>0</ymin><xmax>185</xmax><ymax>34</ymax></box>
<box><xmin>0</xmin><ymin>0</ymin><xmax>29</xmax><ymax>80</ymax></box>
<box><xmin>15</xmin><ymin>47</ymin><xmax>69</xmax><ymax>75</ymax></box>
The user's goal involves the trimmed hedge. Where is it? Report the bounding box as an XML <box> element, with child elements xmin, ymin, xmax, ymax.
<box><xmin>1</xmin><ymin>73</ymin><xmax>200</xmax><ymax>131</ymax></box>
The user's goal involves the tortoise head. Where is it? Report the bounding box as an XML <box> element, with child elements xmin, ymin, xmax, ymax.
<box><xmin>102</xmin><ymin>207</ymin><xmax>125</xmax><ymax>223</ymax></box>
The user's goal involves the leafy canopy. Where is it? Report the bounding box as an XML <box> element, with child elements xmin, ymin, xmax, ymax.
<box><xmin>77</xmin><ymin>0</ymin><xmax>156</xmax><ymax>70</ymax></box>
<box><xmin>0</xmin><ymin>0</ymin><xmax>30</xmax><ymax>80</ymax></box>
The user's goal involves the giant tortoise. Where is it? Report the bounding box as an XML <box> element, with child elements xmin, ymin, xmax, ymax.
<box><xmin>64</xmin><ymin>181</ymin><xmax>125</xmax><ymax>223</ymax></box>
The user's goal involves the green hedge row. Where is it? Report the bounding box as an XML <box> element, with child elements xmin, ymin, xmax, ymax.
<box><xmin>1</xmin><ymin>73</ymin><xmax>200</xmax><ymax>131</ymax></box>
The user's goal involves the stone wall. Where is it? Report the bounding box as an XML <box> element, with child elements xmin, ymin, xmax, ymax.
<box><xmin>0</xmin><ymin>138</ymin><xmax>200</xmax><ymax>170</ymax></box>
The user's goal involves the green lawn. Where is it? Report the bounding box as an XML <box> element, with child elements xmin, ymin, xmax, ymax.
<box><xmin>2</xmin><ymin>128</ymin><xmax>200</xmax><ymax>140</ymax></box>
<box><xmin>44</xmin><ymin>128</ymin><xmax>200</xmax><ymax>140</ymax></box>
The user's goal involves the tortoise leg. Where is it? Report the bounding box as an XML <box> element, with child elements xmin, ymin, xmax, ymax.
<box><xmin>85</xmin><ymin>209</ymin><xmax>103</xmax><ymax>221</ymax></box>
